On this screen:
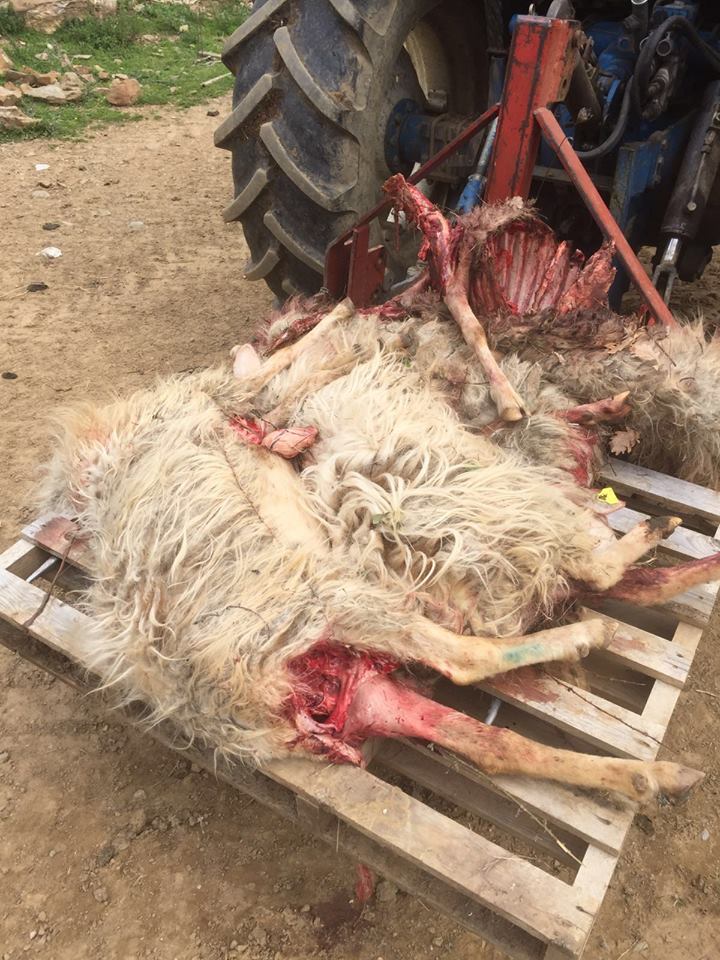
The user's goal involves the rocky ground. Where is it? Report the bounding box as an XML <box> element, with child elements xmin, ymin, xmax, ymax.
<box><xmin>0</xmin><ymin>96</ymin><xmax>718</xmax><ymax>960</ymax></box>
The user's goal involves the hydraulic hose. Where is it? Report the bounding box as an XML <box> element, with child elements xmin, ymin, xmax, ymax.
<box><xmin>577</xmin><ymin>13</ymin><xmax>720</xmax><ymax>161</ymax></box>
<box><xmin>575</xmin><ymin>80</ymin><xmax>633</xmax><ymax>159</ymax></box>
<box><xmin>631</xmin><ymin>14</ymin><xmax>720</xmax><ymax>117</ymax></box>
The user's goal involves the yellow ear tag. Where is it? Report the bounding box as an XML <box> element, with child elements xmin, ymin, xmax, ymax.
<box><xmin>597</xmin><ymin>486</ymin><xmax>620</xmax><ymax>505</ymax></box>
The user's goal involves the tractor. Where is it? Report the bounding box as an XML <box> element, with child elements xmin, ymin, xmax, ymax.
<box><xmin>214</xmin><ymin>1</ymin><xmax>720</xmax><ymax>313</ymax></box>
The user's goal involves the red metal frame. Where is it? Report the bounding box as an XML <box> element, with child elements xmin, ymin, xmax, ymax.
<box><xmin>323</xmin><ymin>14</ymin><xmax>676</xmax><ymax>327</ymax></box>
<box><xmin>485</xmin><ymin>16</ymin><xmax>577</xmax><ymax>202</ymax></box>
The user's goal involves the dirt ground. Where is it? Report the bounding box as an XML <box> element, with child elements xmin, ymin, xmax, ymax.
<box><xmin>1</xmin><ymin>98</ymin><xmax>719</xmax><ymax>960</ymax></box>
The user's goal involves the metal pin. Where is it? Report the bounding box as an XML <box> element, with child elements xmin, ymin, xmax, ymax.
<box><xmin>27</xmin><ymin>557</ymin><xmax>58</xmax><ymax>584</ymax></box>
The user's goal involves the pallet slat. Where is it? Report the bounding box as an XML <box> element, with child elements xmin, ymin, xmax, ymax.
<box><xmin>377</xmin><ymin>740</ymin><xmax>585</xmax><ymax>867</ymax></box>
<box><xmin>22</xmin><ymin>516</ymin><xmax>89</xmax><ymax>571</ymax></box>
<box><xmin>579</xmin><ymin>608</ymin><xmax>689</xmax><ymax>687</ymax></box>
<box><xmin>399</xmin><ymin>740</ymin><xmax>634</xmax><ymax>857</ymax></box>
<box><xmin>600</xmin><ymin>458</ymin><xmax>720</xmax><ymax>523</ymax></box>
<box><xmin>266</xmin><ymin>758</ymin><xmax>597</xmax><ymax>952</ymax></box>
<box><xmin>480</xmin><ymin>670</ymin><xmax>665</xmax><ymax>760</ymax></box>
<box><xmin>607</xmin><ymin>506</ymin><xmax>720</xmax><ymax>561</ymax></box>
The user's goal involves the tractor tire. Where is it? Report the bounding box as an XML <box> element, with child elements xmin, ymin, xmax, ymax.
<box><xmin>216</xmin><ymin>0</ymin><xmax>487</xmax><ymax>300</ymax></box>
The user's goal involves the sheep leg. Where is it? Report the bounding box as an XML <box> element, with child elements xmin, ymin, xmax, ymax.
<box><xmin>342</xmin><ymin>672</ymin><xmax>703</xmax><ymax>803</ymax></box>
<box><xmin>559</xmin><ymin>391</ymin><xmax>631</xmax><ymax>425</ymax></box>
<box><xmin>445</xmin><ymin>260</ymin><xmax>526</xmax><ymax>422</ymax></box>
<box><xmin>405</xmin><ymin>617</ymin><xmax>615</xmax><ymax>685</ymax></box>
<box><xmin>248</xmin><ymin>298</ymin><xmax>355</xmax><ymax>391</ymax></box>
<box><xmin>579</xmin><ymin>516</ymin><xmax>682</xmax><ymax>591</ymax></box>
<box><xmin>601</xmin><ymin>551</ymin><xmax>720</xmax><ymax>604</ymax></box>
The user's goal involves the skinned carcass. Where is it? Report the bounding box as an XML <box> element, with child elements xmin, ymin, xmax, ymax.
<box><xmin>39</xmin><ymin>300</ymin><xmax>719</xmax><ymax>805</ymax></box>
<box><xmin>380</xmin><ymin>175</ymin><xmax>720</xmax><ymax>490</ymax></box>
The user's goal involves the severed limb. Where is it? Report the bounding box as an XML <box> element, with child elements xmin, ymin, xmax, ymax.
<box><xmin>341</xmin><ymin>671</ymin><xmax>703</xmax><ymax>803</ymax></box>
<box><xmin>576</xmin><ymin>516</ymin><xmax>682</xmax><ymax>591</ymax></box>
<box><xmin>559</xmin><ymin>391</ymin><xmax>631</xmax><ymax>426</ymax></box>
<box><xmin>383</xmin><ymin>174</ymin><xmax>525</xmax><ymax>421</ymax></box>
<box><xmin>599</xmin><ymin>551</ymin><xmax>720</xmax><ymax>605</ymax></box>
<box><xmin>234</xmin><ymin>298</ymin><xmax>355</xmax><ymax>392</ymax></box>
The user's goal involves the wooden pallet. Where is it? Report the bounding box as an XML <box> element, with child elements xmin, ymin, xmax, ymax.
<box><xmin>0</xmin><ymin>457</ymin><xmax>718</xmax><ymax>960</ymax></box>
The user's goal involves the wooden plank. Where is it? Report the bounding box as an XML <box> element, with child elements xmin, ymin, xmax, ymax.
<box><xmin>21</xmin><ymin>516</ymin><xmax>90</xmax><ymax>573</ymax></box>
<box><xmin>543</xmin><ymin>847</ymin><xmax>618</xmax><ymax>960</ymax></box>
<box><xmin>607</xmin><ymin>507</ymin><xmax>720</xmax><ymax>561</ymax></box>
<box><xmin>402</xmin><ymin>738</ymin><xmax>634</xmax><ymax>856</ymax></box>
<box><xmin>0</xmin><ymin>539</ymin><xmax>47</xmax><ymax>580</ymax></box>
<box><xmin>480</xmin><ymin>669</ymin><xmax>666</xmax><ymax>760</ymax></box>
<box><xmin>643</xmin><ymin>622</ymin><xmax>704</xmax><ymax>726</ymax></box>
<box><xmin>579</xmin><ymin>608</ymin><xmax>690</xmax><ymax>688</ymax></box>
<box><xmin>377</xmin><ymin>741</ymin><xmax>585</xmax><ymax>868</ymax></box>
<box><xmin>599</xmin><ymin>458</ymin><xmax>720</xmax><ymax>523</ymax></box>
<box><xmin>492</xmin><ymin>771</ymin><xmax>634</xmax><ymax>858</ymax></box>
<box><xmin>0</xmin><ymin>566</ymin><xmax>90</xmax><ymax>664</ymax></box>
<box><xmin>265</xmin><ymin>759</ymin><xmax>598</xmax><ymax>952</ymax></box>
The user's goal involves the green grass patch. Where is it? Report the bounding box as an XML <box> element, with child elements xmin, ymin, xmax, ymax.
<box><xmin>0</xmin><ymin>0</ymin><xmax>248</xmax><ymax>141</ymax></box>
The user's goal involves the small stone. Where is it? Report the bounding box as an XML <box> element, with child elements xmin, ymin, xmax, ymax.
<box><xmin>151</xmin><ymin>816</ymin><xmax>168</xmax><ymax>832</ymax></box>
<box><xmin>249</xmin><ymin>925</ymin><xmax>267</xmax><ymax>947</ymax></box>
<box><xmin>96</xmin><ymin>843</ymin><xmax>116</xmax><ymax>867</ymax></box>
<box><xmin>0</xmin><ymin>85</ymin><xmax>22</xmax><ymax>106</ymax></box>
<box><xmin>22</xmin><ymin>83</ymin><xmax>68</xmax><ymax>105</ymax></box>
<box><xmin>43</xmin><ymin>222</ymin><xmax>61</xmax><ymax>230</ymax></box>
<box><xmin>206</xmin><ymin>109</ymin><xmax>219</xmax><ymax>117</ymax></box>
<box><xmin>128</xmin><ymin>220</ymin><xmax>144</xmax><ymax>230</ymax></box>
<box><xmin>106</xmin><ymin>77</ymin><xmax>141</xmax><ymax>107</ymax></box>
<box><xmin>301</xmin><ymin>904</ymin><xmax>310</xmax><ymax>913</ymax></box>
<box><xmin>38</xmin><ymin>913</ymin><xmax>47</xmax><ymax>923</ymax></box>
<box><xmin>93</xmin><ymin>886</ymin><xmax>109</xmax><ymax>903</ymax></box>
<box><xmin>128</xmin><ymin>808</ymin><xmax>147</xmax><ymax>836</ymax></box>
<box><xmin>32</xmin><ymin>190</ymin><xmax>50</xmax><ymax>199</ymax></box>
<box><xmin>433</xmin><ymin>937</ymin><xmax>443</xmax><ymax>947</ymax></box>
<box><xmin>0</xmin><ymin>750</ymin><xmax>9</xmax><ymax>762</ymax></box>
<box><xmin>0</xmin><ymin>49</ymin><xmax>13</xmax><ymax>72</ymax></box>
<box><xmin>636</xmin><ymin>814</ymin><xmax>654</xmax><ymax>836</ymax></box>
<box><xmin>132</xmin><ymin>789</ymin><xmax>146</xmax><ymax>801</ymax></box>
<box><xmin>0</xmin><ymin>106</ymin><xmax>41</xmax><ymax>130</ymax></box>
<box><xmin>701</xmin><ymin>828</ymin><xmax>710</xmax><ymax>841</ymax></box>
<box><xmin>178</xmin><ymin>23</ymin><xmax>189</xmax><ymax>32</ymax></box>
<box><xmin>59</xmin><ymin>72</ymin><xmax>85</xmax><ymax>102</ymax></box>
<box><xmin>27</xmin><ymin>282</ymin><xmax>48</xmax><ymax>292</ymax></box>
<box><xmin>113</xmin><ymin>832</ymin><xmax>130</xmax><ymax>852</ymax></box>
<box><xmin>229</xmin><ymin>941</ymin><xmax>238</xmax><ymax>950</ymax></box>
<box><xmin>375</xmin><ymin>880</ymin><xmax>398</xmax><ymax>903</ymax></box>
<box><xmin>39</xmin><ymin>246</ymin><xmax>62</xmax><ymax>259</ymax></box>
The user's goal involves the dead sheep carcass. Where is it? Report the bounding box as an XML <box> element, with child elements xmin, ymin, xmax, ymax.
<box><xmin>379</xmin><ymin>175</ymin><xmax>720</xmax><ymax>489</ymax></box>
<box><xmin>39</xmin><ymin>300</ymin><xmax>718</xmax><ymax>806</ymax></box>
